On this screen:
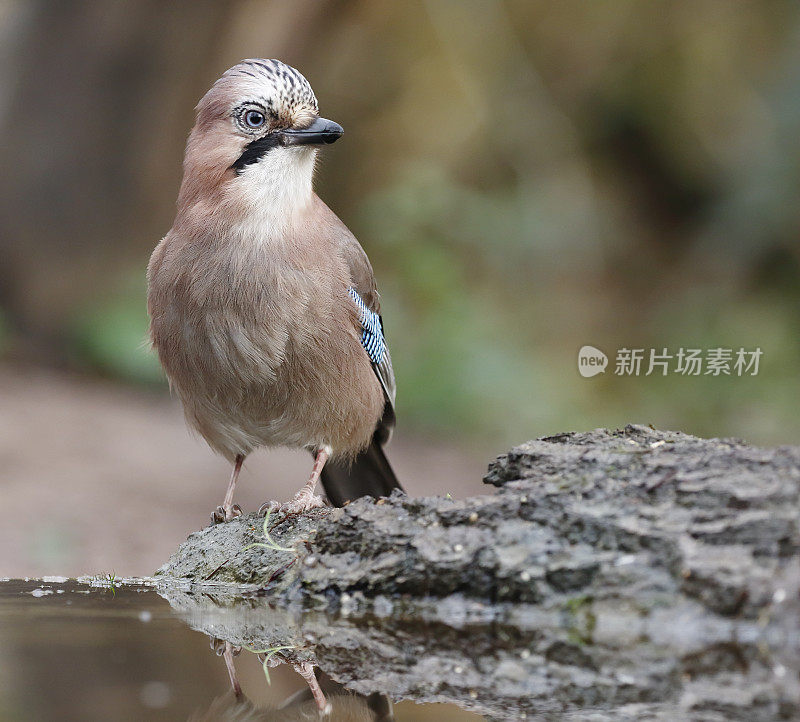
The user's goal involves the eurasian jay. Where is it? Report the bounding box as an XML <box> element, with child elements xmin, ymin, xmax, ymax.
<box><xmin>147</xmin><ymin>59</ymin><xmax>400</xmax><ymax>523</ymax></box>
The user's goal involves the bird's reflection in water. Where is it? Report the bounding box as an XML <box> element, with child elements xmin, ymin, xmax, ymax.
<box><xmin>191</xmin><ymin>639</ymin><xmax>393</xmax><ymax>721</ymax></box>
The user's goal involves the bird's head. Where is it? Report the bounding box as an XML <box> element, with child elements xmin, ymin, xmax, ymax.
<box><xmin>177</xmin><ymin>59</ymin><xmax>342</xmax><ymax>222</ymax></box>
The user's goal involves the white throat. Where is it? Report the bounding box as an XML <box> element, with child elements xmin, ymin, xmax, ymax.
<box><xmin>231</xmin><ymin>145</ymin><xmax>317</xmax><ymax>235</ymax></box>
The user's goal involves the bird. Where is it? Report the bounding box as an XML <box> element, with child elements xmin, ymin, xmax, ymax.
<box><xmin>147</xmin><ymin>59</ymin><xmax>401</xmax><ymax>523</ymax></box>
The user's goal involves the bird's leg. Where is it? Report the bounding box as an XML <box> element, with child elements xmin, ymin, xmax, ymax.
<box><xmin>293</xmin><ymin>661</ymin><xmax>331</xmax><ymax>714</ymax></box>
<box><xmin>222</xmin><ymin>641</ymin><xmax>244</xmax><ymax>701</ymax></box>
<box><xmin>258</xmin><ymin>446</ymin><xmax>329</xmax><ymax>517</ymax></box>
<box><xmin>209</xmin><ymin>638</ymin><xmax>244</xmax><ymax>700</ymax></box>
<box><xmin>293</xmin><ymin>446</ymin><xmax>329</xmax><ymax>509</ymax></box>
<box><xmin>212</xmin><ymin>454</ymin><xmax>245</xmax><ymax>524</ymax></box>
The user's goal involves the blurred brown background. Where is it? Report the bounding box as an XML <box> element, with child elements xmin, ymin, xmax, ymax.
<box><xmin>1</xmin><ymin>0</ymin><xmax>799</xmax><ymax>577</ymax></box>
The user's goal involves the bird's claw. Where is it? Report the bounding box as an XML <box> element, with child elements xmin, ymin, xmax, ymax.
<box><xmin>209</xmin><ymin>637</ymin><xmax>241</xmax><ymax>656</ymax></box>
<box><xmin>257</xmin><ymin>500</ymin><xmax>280</xmax><ymax>517</ymax></box>
<box><xmin>210</xmin><ymin>504</ymin><xmax>243</xmax><ymax>525</ymax></box>
<box><xmin>258</xmin><ymin>492</ymin><xmax>325</xmax><ymax>518</ymax></box>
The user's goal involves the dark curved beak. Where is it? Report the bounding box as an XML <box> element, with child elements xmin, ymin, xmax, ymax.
<box><xmin>278</xmin><ymin>117</ymin><xmax>343</xmax><ymax>146</ymax></box>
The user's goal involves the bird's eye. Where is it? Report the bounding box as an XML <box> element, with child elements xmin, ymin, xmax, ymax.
<box><xmin>243</xmin><ymin>110</ymin><xmax>265</xmax><ymax>129</ymax></box>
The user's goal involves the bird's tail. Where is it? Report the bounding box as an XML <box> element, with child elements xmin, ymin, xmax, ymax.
<box><xmin>320</xmin><ymin>434</ymin><xmax>402</xmax><ymax>507</ymax></box>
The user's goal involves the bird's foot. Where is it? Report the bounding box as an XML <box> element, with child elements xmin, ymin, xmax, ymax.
<box><xmin>210</xmin><ymin>504</ymin><xmax>243</xmax><ymax>525</ymax></box>
<box><xmin>257</xmin><ymin>491</ymin><xmax>325</xmax><ymax>518</ymax></box>
<box><xmin>209</xmin><ymin>637</ymin><xmax>242</xmax><ymax>657</ymax></box>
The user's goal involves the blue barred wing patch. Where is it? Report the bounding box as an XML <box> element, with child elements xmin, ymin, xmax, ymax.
<box><xmin>348</xmin><ymin>287</ymin><xmax>386</xmax><ymax>365</ymax></box>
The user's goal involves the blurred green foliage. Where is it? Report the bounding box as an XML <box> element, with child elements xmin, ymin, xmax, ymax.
<box><xmin>68</xmin><ymin>277</ymin><xmax>162</xmax><ymax>386</ymax></box>
<box><xmin>359</xmin><ymin>159</ymin><xmax>800</xmax><ymax>448</ymax></box>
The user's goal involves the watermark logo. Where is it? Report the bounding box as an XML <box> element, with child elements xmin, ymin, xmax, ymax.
<box><xmin>578</xmin><ymin>345</ymin><xmax>608</xmax><ymax>377</ymax></box>
<box><xmin>579</xmin><ymin>347</ymin><xmax>763</xmax><ymax>377</ymax></box>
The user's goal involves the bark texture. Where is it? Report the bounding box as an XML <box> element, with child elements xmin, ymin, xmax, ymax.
<box><xmin>157</xmin><ymin>425</ymin><xmax>800</xmax><ymax>720</ymax></box>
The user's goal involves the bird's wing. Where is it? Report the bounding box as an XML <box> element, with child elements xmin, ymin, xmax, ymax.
<box><xmin>348</xmin><ymin>286</ymin><xmax>396</xmax><ymax>408</ymax></box>
<box><xmin>320</xmin><ymin>199</ymin><xmax>396</xmax><ymax>437</ymax></box>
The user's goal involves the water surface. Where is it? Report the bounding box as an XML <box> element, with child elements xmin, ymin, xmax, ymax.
<box><xmin>0</xmin><ymin>579</ymin><xmax>481</xmax><ymax>721</ymax></box>
<box><xmin>2</xmin><ymin>575</ymin><xmax>796</xmax><ymax>721</ymax></box>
